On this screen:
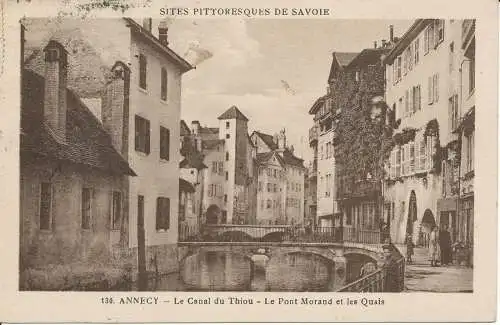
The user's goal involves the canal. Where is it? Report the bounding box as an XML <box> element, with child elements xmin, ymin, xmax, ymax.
<box><xmin>127</xmin><ymin>251</ymin><xmax>369</xmax><ymax>291</ymax></box>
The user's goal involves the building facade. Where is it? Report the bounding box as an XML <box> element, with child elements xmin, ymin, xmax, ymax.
<box><xmin>382</xmin><ymin>19</ymin><xmax>473</xmax><ymax>246</ymax></box>
<box><xmin>21</xmin><ymin>18</ymin><xmax>193</xmax><ymax>285</ymax></box>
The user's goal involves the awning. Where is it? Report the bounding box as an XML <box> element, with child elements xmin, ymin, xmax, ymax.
<box><xmin>179</xmin><ymin>178</ymin><xmax>195</xmax><ymax>193</ymax></box>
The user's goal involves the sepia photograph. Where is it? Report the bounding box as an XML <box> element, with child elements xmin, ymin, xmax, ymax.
<box><xmin>18</xmin><ymin>16</ymin><xmax>476</xmax><ymax>294</ymax></box>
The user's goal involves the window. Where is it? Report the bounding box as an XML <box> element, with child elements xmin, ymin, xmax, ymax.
<box><xmin>397</xmin><ymin>56</ymin><xmax>402</xmax><ymax>80</ymax></box>
<box><xmin>449</xmin><ymin>94</ymin><xmax>459</xmax><ymax>130</ymax></box>
<box><xmin>414</xmin><ymin>38</ymin><xmax>420</xmax><ymax>65</ymax></box>
<box><xmin>139</xmin><ymin>54</ymin><xmax>147</xmax><ymax>90</ymax></box>
<box><xmin>273</xmin><ymin>184</ymin><xmax>277</xmax><ymax>192</ymax></box>
<box><xmin>465</xmin><ymin>132</ymin><xmax>474</xmax><ymax>173</ymax></box>
<box><xmin>436</xmin><ymin>19</ymin><xmax>444</xmax><ymax>45</ymax></box>
<box><xmin>267</xmin><ymin>183</ymin><xmax>272</xmax><ymax>192</ymax></box>
<box><xmin>156</xmin><ymin>197</ymin><xmax>170</xmax><ymax>231</ymax></box>
<box><xmin>409</xmin><ymin>142</ymin><xmax>415</xmax><ymax>174</ymax></box>
<box><xmin>225</xmin><ymin>134</ymin><xmax>230</xmax><ymax>139</ymax></box>
<box><xmin>403</xmin><ymin>49</ymin><xmax>408</xmax><ymax>75</ymax></box>
<box><xmin>419</xmin><ymin>138</ymin><xmax>426</xmax><ymax>171</ymax></box>
<box><xmin>160</xmin><ymin>127</ymin><xmax>170</xmax><ymax>160</ymax></box>
<box><xmin>449</xmin><ymin>42</ymin><xmax>454</xmax><ymax>72</ymax></box>
<box><xmin>225</xmin><ymin>171</ymin><xmax>228</xmax><ymax>181</ymax></box>
<box><xmin>412</xmin><ymin>85</ymin><xmax>421</xmax><ymax>112</ymax></box>
<box><xmin>135</xmin><ymin>115</ymin><xmax>150</xmax><ymax>154</ymax></box>
<box><xmin>408</xmin><ymin>46</ymin><xmax>413</xmax><ymax>71</ymax></box>
<box><xmin>112</xmin><ymin>191</ymin><xmax>122</xmax><ymax>230</ymax></box>
<box><xmin>225</xmin><ymin>152</ymin><xmax>229</xmax><ymax>161</ymax></box>
<box><xmin>224</xmin><ymin>194</ymin><xmax>227</xmax><ymax>203</ymax></box>
<box><xmin>427</xmin><ymin>76</ymin><xmax>433</xmax><ymax>104</ymax></box>
<box><xmin>225</xmin><ymin>121</ymin><xmax>230</xmax><ymax>129</ymax></box>
<box><xmin>469</xmin><ymin>58</ymin><xmax>475</xmax><ymax>93</ymax></box>
<box><xmin>355</xmin><ymin>71</ymin><xmax>360</xmax><ymax>82</ymax></box>
<box><xmin>160</xmin><ymin>67</ymin><xmax>167</xmax><ymax>100</ymax></box>
<box><xmin>267</xmin><ymin>199</ymin><xmax>272</xmax><ymax>209</ymax></box>
<box><xmin>81</xmin><ymin>188</ymin><xmax>92</xmax><ymax>230</ymax></box>
<box><xmin>433</xmin><ymin>74</ymin><xmax>439</xmax><ymax>102</ymax></box>
<box><xmin>395</xmin><ymin>147</ymin><xmax>401</xmax><ymax>177</ymax></box>
<box><xmin>404</xmin><ymin>90</ymin><xmax>409</xmax><ymax>116</ymax></box>
<box><xmin>428</xmin><ymin>23</ymin><xmax>435</xmax><ymax>50</ymax></box>
<box><xmin>212</xmin><ymin>162</ymin><xmax>217</xmax><ymax>174</ymax></box>
<box><xmin>424</xmin><ymin>26</ymin><xmax>429</xmax><ymax>54</ymax></box>
<box><xmin>218</xmin><ymin>162</ymin><xmax>223</xmax><ymax>175</ymax></box>
<box><xmin>273</xmin><ymin>169</ymin><xmax>277</xmax><ymax>178</ymax></box>
<box><xmin>39</xmin><ymin>182</ymin><xmax>52</xmax><ymax>230</ymax></box>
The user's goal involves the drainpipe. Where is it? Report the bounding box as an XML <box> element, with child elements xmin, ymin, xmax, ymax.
<box><xmin>457</xmin><ymin>59</ymin><xmax>470</xmax><ymax>243</ymax></box>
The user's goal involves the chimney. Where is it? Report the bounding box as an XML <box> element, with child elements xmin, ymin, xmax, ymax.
<box><xmin>191</xmin><ymin>120</ymin><xmax>200</xmax><ymax>136</ymax></box>
<box><xmin>389</xmin><ymin>25</ymin><xmax>394</xmax><ymax>42</ymax></box>
<box><xmin>374</xmin><ymin>41</ymin><xmax>377</xmax><ymax>49</ymax></box>
<box><xmin>102</xmin><ymin>61</ymin><xmax>130</xmax><ymax>157</ymax></box>
<box><xmin>142</xmin><ymin>18</ymin><xmax>152</xmax><ymax>33</ymax></box>
<box><xmin>158</xmin><ymin>23</ymin><xmax>169</xmax><ymax>46</ymax></box>
<box><xmin>381</xmin><ymin>39</ymin><xmax>387</xmax><ymax>48</ymax></box>
<box><xmin>43</xmin><ymin>40</ymin><xmax>68</xmax><ymax>141</ymax></box>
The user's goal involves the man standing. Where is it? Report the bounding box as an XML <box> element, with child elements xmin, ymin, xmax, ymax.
<box><xmin>439</xmin><ymin>226</ymin><xmax>452</xmax><ymax>266</ymax></box>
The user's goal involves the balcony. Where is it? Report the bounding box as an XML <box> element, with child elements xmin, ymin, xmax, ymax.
<box><xmin>309</xmin><ymin>125</ymin><xmax>319</xmax><ymax>144</ymax></box>
<box><xmin>337</xmin><ymin>179</ymin><xmax>381</xmax><ymax>200</ymax></box>
<box><xmin>461</xmin><ymin>19</ymin><xmax>475</xmax><ymax>50</ymax></box>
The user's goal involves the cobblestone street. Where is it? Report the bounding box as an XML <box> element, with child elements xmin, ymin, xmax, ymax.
<box><xmin>404</xmin><ymin>248</ymin><xmax>473</xmax><ymax>292</ymax></box>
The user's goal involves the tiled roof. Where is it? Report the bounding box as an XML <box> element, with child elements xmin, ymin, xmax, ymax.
<box><xmin>21</xmin><ymin>69</ymin><xmax>135</xmax><ymax>176</ymax></box>
<box><xmin>282</xmin><ymin>149</ymin><xmax>305</xmax><ymax>169</ymax></box>
<box><xmin>346</xmin><ymin>48</ymin><xmax>389</xmax><ymax>69</ymax></box>
<box><xmin>334</xmin><ymin>52</ymin><xmax>359</xmax><ymax>67</ymax></box>
<box><xmin>180</xmin><ymin>152</ymin><xmax>207</xmax><ymax>170</ymax></box>
<box><xmin>217</xmin><ymin>105</ymin><xmax>249</xmax><ymax>121</ymax></box>
<box><xmin>255</xmin><ymin>151</ymin><xmax>285</xmax><ymax>167</ymax></box>
<box><xmin>200</xmin><ymin>127</ymin><xmax>219</xmax><ymax>134</ymax></box>
<box><xmin>180</xmin><ymin>120</ymin><xmax>191</xmax><ymax>136</ymax></box>
<box><xmin>253</xmin><ymin>131</ymin><xmax>278</xmax><ymax>150</ymax></box>
<box><xmin>179</xmin><ymin>178</ymin><xmax>195</xmax><ymax>193</ymax></box>
<box><xmin>202</xmin><ymin>139</ymin><xmax>225</xmax><ymax>150</ymax></box>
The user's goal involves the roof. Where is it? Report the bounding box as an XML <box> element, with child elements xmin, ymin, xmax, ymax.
<box><xmin>180</xmin><ymin>120</ymin><xmax>191</xmax><ymax>136</ymax></box>
<box><xmin>21</xmin><ymin>69</ymin><xmax>136</xmax><ymax>176</ymax></box>
<box><xmin>282</xmin><ymin>149</ymin><xmax>305</xmax><ymax>169</ymax></box>
<box><xmin>346</xmin><ymin>48</ymin><xmax>389</xmax><ymax>69</ymax></box>
<box><xmin>217</xmin><ymin>105</ymin><xmax>249</xmax><ymax>121</ymax></box>
<box><xmin>200</xmin><ymin>127</ymin><xmax>219</xmax><ymax>134</ymax></box>
<box><xmin>383</xmin><ymin>19</ymin><xmax>430</xmax><ymax>64</ymax></box>
<box><xmin>202</xmin><ymin>139</ymin><xmax>225</xmax><ymax>150</ymax></box>
<box><xmin>255</xmin><ymin>151</ymin><xmax>285</xmax><ymax>167</ymax></box>
<box><xmin>308</xmin><ymin>95</ymin><xmax>327</xmax><ymax>115</ymax></box>
<box><xmin>180</xmin><ymin>152</ymin><xmax>207</xmax><ymax>170</ymax></box>
<box><xmin>123</xmin><ymin>18</ymin><xmax>193</xmax><ymax>73</ymax></box>
<box><xmin>252</xmin><ymin>131</ymin><xmax>278</xmax><ymax>150</ymax></box>
<box><xmin>328</xmin><ymin>52</ymin><xmax>359</xmax><ymax>82</ymax></box>
<box><xmin>179</xmin><ymin>178</ymin><xmax>195</xmax><ymax>193</ymax></box>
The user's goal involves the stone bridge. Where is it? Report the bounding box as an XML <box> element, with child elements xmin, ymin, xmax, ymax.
<box><xmin>178</xmin><ymin>241</ymin><xmax>385</xmax><ymax>291</ymax></box>
<box><xmin>203</xmin><ymin>224</ymin><xmax>293</xmax><ymax>241</ymax></box>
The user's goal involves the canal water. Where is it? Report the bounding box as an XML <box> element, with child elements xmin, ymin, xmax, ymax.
<box><xmin>137</xmin><ymin>251</ymin><xmax>340</xmax><ymax>291</ymax></box>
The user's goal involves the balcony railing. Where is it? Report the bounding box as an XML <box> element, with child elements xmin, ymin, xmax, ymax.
<box><xmin>309</xmin><ymin>125</ymin><xmax>319</xmax><ymax>144</ymax></box>
<box><xmin>338</xmin><ymin>256</ymin><xmax>405</xmax><ymax>292</ymax></box>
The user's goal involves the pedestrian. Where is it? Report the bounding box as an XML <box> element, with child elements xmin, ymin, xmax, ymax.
<box><xmin>405</xmin><ymin>233</ymin><xmax>414</xmax><ymax>264</ymax></box>
<box><xmin>428</xmin><ymin>226</ymin><xmax>441</xmax><ymax>267</ymax></box>
<box><xmin>381</xmin><ymin>243</ymin><xmax>401</xmax><ymax>292</ymax></box>
<box><xmin>439</xmin><ymin>226</ymin><xmax>452</xmax><ymax>266</ymax></box>
<box><xmin>360</xmin><ymin>262</ymin><xmax>377</xmax><ymax>278</ymax></box>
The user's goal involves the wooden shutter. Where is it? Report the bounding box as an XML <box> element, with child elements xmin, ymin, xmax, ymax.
<box><xmin>134</xmin><ymin>115</ymin><xmax>141</xmax><ymax>152</ymax></box>
<box><xmin>145</xmin><ymin>119</ymin><xmax>150</xmax><ymax>154</ymax></box>
<box><xmin>161</xmin><ymin>68</ymin><xmax>167</xmax><ymax>101</ymax></box>
<box><xmin>409</xmin><ymin>142</ymin><xmax>415</xmax><ymax>174</ymax></box>
<box><xmin>405</xmin><ymin>90</ymin><xmax>409</xmax><ymax>116</ymax></box>
<box><xmin>428</xmin><ymin>76</ymin><xmax>433</xmax><ymax>104</ymax></box>
<box><xmin>434</xmin><ymin>74</ymin><xmax>439</xmax><ymax>102</ymax></box>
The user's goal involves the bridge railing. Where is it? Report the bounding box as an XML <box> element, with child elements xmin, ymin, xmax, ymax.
<box><xmin>338</xmin><ymin>256</ymin><xmax>405</xmax><ymax>292</ymax></box>
<box><xmin>343</xmin><ymin>227</ymin><xmax>386</xmax><ymax>244</ymax></box>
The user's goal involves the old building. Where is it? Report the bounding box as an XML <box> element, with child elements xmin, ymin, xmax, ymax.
<box><xmin>19</xmin><ymin>40</ymin><xmax>136</xmax><ymax>289</ymax></box>
<box><xmin>251</xmin><ymin>130</ymin><xmax>306</xmax><ymax>225</ymax></box>
<box><xmin>382</xmin><ymin>19</ymin><xmax>471</xmax><ymax>246</ymax></box>
<box><xmin>21</xmin><ymin>18</ymin><xmax>193</xmax><ymax>281</ymax></box>
<box><xmin>308</xmin><ymin>52</ymin><xmax>358</xmax><ymax>228</ymax></box>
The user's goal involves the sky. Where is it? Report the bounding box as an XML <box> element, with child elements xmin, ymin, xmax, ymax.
<box><xmin>166</xmin><ymin>19</ymin><xmax>413</xmax><ymax>164</ymax></box>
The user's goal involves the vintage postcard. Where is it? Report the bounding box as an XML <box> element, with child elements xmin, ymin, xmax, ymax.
<box><xmin>0</xmin><ymin>0</ymin><xmax>497</xmax><ymax>322</ymax></box>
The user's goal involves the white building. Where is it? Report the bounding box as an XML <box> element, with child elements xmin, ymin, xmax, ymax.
<box><xmin>383</xmin><ymin>19</ymin><xmax>471</xmax><ymax>245</ymax></box>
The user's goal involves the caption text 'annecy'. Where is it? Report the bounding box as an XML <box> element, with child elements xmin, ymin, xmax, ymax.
<box><xmin>101</xmin><ymin>296</ymin><xmax>384</xmax><ymax>307</ymax></box>
<box><xmin>160</xmin><ymin>7</ymin><xmax>331</xmax><ymax>17</ymax></box>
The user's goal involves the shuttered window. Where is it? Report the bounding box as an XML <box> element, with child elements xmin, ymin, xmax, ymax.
<box><xmin>156</xmin><ymin>197</ymin><xmax>170</xmax><ymax>231</ymax></box>
<box><xmin>112</xmin><ymin>191</ymin><xmax>122</xmax><ymax>230</ymax></box>
<box><xmin>135</xmin><ymin>115</ymin><xmax>150</xmax><ymax>154</ymax></box>
<box><xmin>160</xmin><ymin>67</ymin><xmax>167</xmax><ymax>101</ymax></box>
<box><xmin>160</xmin><ymin>126</ymin><xmax>170</xmax><ymax>160</ymax></box>
<box><xmin>139</xmin><ymin>54</ymin><xmax>147</xmax><ymax>90</ymax></box>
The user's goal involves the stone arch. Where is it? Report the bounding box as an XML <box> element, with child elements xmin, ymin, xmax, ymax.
<box><xmin>418</xmin><ymin>209</ymin><xmax>436</xmax><ymax>247</ymax></box>
<box><xmin>407</xmin><ymin>190</ymin><xmax>417</xmax><ymax>237</ymax></box>
<box><xmin>217</xmin><ymin>230</ymin><xmax>254</xmax><ymax>242</ymax></box>
<box><xmin>206</xmin><ymin>204</ymin><xmax>220</xmax><ymax>224</ymax></box>
<box><xmin>344</xmin><ymin>253</ymin><xmax>378</xmax><ymax>283</ymax></box>
<box><xmin>261</xmin><ymin>231</ymin><xmax>285</xmax><ymax>242</ymax></box>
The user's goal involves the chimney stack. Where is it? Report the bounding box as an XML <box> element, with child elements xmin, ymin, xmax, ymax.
<box><xmin>102</xmin><ymin>61</ymin><xmax>130</xmax><ymax>157</ymax></box>
<box><xmin>142</xmin><ymin>18</ymin><xmax>152</xmax><ymax>33</ymax></box>
<box><xmin>374</xmin><ymin>41</ymin><xmax>377</xmax><ymax>49</ymax></box>
<box><xmin>389</xmin><ymin>25</ymin><xmax>394</xmax><ymax>42</ymax></box>
<box><xmin>43</xmin><ymin>40</ymin><xmax>68</xmax><ymax>141</ymax></box>
<box><xmin>158</xmin><ymin>22</ymin><xmax>169</xmax><ymax>46</ymax></box>
<box><xmin>381</xmin><ymin>39</ymin><xmax>387</xmax><ymax>48</ymax></box>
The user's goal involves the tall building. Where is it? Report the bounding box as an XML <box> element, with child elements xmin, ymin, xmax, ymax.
<box><xmin>251</xmin><ymin>130</ymin><xmax>306</xmax><ymax>225</ymax></box>
<box><xmin>21</xmin><ymin>18</ymin><xmax>193</xmax><ymax>277</ymax></box>
<box><xmin>382</xmin><ymin>19</ymin><xmax>473</xmax><ymax>247</ymax></box>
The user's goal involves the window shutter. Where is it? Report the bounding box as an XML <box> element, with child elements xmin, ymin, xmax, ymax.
<box><xmin>134</xmin><ymin>115</ymin><xmax>140</xmax><ymax>152</ymax></box>
<box><xmin>145</xmin><ymin>119</ymin><xmax>151</xmax><ymax>154</ymax></box>
<box><xmin>405</xmin><ymin>90</ymin><xmax>409</xmax><ymax>116</ymax></box>
<box><xmin>434</xmin><ymin>74</ymin><xmax>439</xmax><ymax>102</ymax></box>
<box><xmin>410</xmin><ymin>142</ymin><xmax>415</xmax><ymax>174</ymax></box>
<box><xmin>418</xmin><ymin>85</ymin><xmax>421</xmax><ymax>110</ymax></box>
<box><xmin>410</xmin><ymin>87</ymin><xmax>415</xmax><ymax>113</ymax></box>
<box><xmin>414</xmin><ymin>140</ymin><xmax>420</xmax><ymax>172</ymax></box>
<box><xmin>428</xmin><ymin>76</ymin><xmax>433</xmax><ymax>104</ymax></box>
